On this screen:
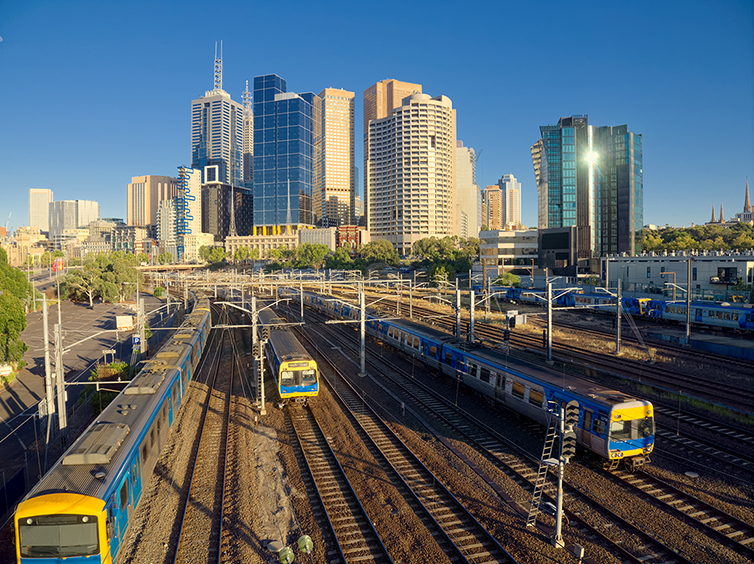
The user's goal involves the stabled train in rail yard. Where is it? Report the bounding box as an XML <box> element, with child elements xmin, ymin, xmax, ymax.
<box><xmin>283</xmin><ymin>288</ymin><xmax>655</xmax><ymax>472</ymax></box>
<box><xmin>475</xmin><ymin>285</ymin><xmax>754</xmax><ymax>332</ymax></box>
<box><xmin>258</xmin><ymin>308</ymin><xmax>319</xmax><ymax>403</ymax></box>
<box><xmin>13</xmin><ymin>297</ymin><xmax>212</xmax><ymax>564</ymax></box>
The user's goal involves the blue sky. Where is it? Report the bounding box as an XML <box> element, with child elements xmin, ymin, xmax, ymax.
<box><xmin>0</xmin><ymin>0</ymin><xmax>751</xmax><ymax>233</ymax></box>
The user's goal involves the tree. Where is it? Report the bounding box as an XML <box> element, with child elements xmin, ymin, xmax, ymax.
<box><xmin>62</xmin><ymin>261</ymin><xmax>104</xmax><ymax>308</ymax></box>
<box><xmin>295</xmin><ymin>243</ymin><xmax>330</xmax><ymax>270</ymax></box>
<box><xmin>234</xmin><ymin>246</ymin><xmax>250</xmax><ymax>264</ymax></box>
<box><xmin>494</xmin><ymin>272</ymin><xmax>521</xmax><ymax>286</ymax></box>
<box><xmin>207</xmin><ymin>246</ymin><xmax>227</xmax><ymax>264</ymax></box>
<box><xmin>157</xmin><ymin>252</ymin><xmax>173</xmax><ymax>265</ymax></box>
<box><xmin>0</xmin><ymin>292</ymin><xmax>27</xmax><ymax>364</ymax></box>
<box><xmin>137</xmin><ymin>252</ymin><xmax>149</xmax><ymax>264</ymax></box>
<box><xmin>199</xmin><ymin>245</ymin><xmax>212</xmax><ymax>262</ymax></box>
<box><xmin>358</xmin><ymin>240</ymin><xmax>399</xmax><ymax>266</ymax></box>
<box><xmin>325</xmin><ymin>247</ymin><xmax>356</xmax><ymax>270</ymax></box>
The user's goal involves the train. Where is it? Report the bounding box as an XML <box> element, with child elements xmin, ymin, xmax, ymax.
<box><xmin>258</xmin><ymin>307</ymin><xmax>319</xmax><ymax>403</ymax></box>
<box><xmin>282</xmin><ymin>288</ymin><xmax>655</xmax><ymax>472</ymax></box>
<box><xmin>475</xmin><ymin>285</ymin><xmax>754</xmax><ymax>332</ymax></box>
<box><xmin>14</xmin><ymin>297</ymin><xmax>212</xmax><ymax>564</ymax></box>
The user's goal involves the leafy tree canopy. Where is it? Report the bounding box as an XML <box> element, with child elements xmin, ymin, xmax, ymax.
<box><xmin>643</xmin><ymin>223</ymin><xmax>754</xmax><ymax>253</ymax></box>
<box><xmin>358</xmin><ymin>240</ymin><xmax>399</xmax><ymax>266</ymax></box>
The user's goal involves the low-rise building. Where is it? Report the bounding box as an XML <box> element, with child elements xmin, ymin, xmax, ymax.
<box><xmin>480</xmin><ymin>229</ymin><xmax>539</xmax><ymax>279</ymax></box>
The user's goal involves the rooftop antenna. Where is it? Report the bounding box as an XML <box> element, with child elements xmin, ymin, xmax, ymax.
<box><xmin>242</xmin><ymin>80</ymin><xmax>252</xmax><ymax>111</ymax></box>
<box><xmin>214</xmin><ymin>40</ymin><xmax>223</xmax><ymax>91</ymax></box>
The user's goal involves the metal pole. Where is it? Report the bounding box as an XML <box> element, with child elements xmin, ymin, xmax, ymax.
<box><xmin>455</xmin><ymin>289</ymin><xmax>461</xmax><ymax>339</ymax></box>
<box><xmin>54</xmin><ymin>324</ymin><xmax>67</xmax><ymax>437</ymax></box>
<box><xmin>409</xmin><ymin>281</ymin><xmax>413</xmax><ymax>319</ymax></box>
<box><xmin>300</xmin><ymin>280</ymin><xmax>304</xmax><ymax>321</ymax></box>
<box><xmin>547</xmin><ymin>282</ymin><xmax>553</xmax><ymax>363</ymax></box>
<box><xmin>686</xmin><ymin>257</ymin><xmax>692</xmax><ymax>344</ymax></box>
<box><xmin>469</xmin><ymin>290</ymin><xmax>475</xmax><ymax>343</ymax></box>
<box><xmin>359</xmin><ymin>287</ymin><xmax>366</xmax><ymax>377</ymax></box>
<box><xmin>615</xmin><ymin>280</ymin><xmax>621</xmax><ymax>355</ymax></box>
<box><xmin>553</xmin><ymin>405</ymin><xmax>565</xmax><ymax>549</ymax></box>
<box><xmin>139</xmin><ymin>298</ymin><xmax>146</xmax><ymax>356</ymax></box>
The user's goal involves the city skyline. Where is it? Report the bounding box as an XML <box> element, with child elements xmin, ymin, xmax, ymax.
<box><xmin>0</xmin><ymin>1</ymin><xmax>751</xmax><ymax>235</ymax></box>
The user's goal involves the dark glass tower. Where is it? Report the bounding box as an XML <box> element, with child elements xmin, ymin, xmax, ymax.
<box><xmin>252</xmin><ymin>74</ymin><xmax>314</xmax><ymax>230</ymax></box>
<box><xmin>532</xmin><ymin>115</ymin><xmax>643</xmax><ymax>264</ymax></box>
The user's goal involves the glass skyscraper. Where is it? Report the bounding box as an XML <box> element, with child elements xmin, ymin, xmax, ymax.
<box><xmin>531</xmin><ymin>115</ymin><xmax>643</xmax><ymax>260</ymax></box>
<box><xmin>252</xmin><ymin>74</ymin><xmax>314</xmax><ymax>230</ymax></box>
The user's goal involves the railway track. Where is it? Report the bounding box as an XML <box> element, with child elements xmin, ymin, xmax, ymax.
<box><xmin>173</xmin><ymin>320</ymin><xmax>235</xmax><ymax>563</ymax></box>
<box><xmin>286</xmin><ymin>404</ymin><xmax>394</xmax><ymax>564</ymax></box>
<box><xmin>293</xmin><ymin>327</ymin><xmax>519</xmax><ymax>564</ymax></box>
<box><xmin>296</xmin><ymin>309</ymin><xmax>694</xmax><ymax>564</ymax></box>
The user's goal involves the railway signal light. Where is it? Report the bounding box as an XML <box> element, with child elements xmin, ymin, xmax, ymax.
<box><xmin>561</xmin><ymin>429</ymin><xmax>577</xmax><ymax>461</ymax></box>
<box><xmin>262</xmin><ymin>327</ymin><xmax>270</xmax><ymax>339</ymax></box>
<box><xmin>562</xmin><ymin>400</ymin><xmax>579</xmax><ymax>462</ymax></box>
<box><xmin>503</xmin><ymin>329</ymin><xmax>510</xmax><ymax>342</ymax></box>
<box><xmin>508</xmin><ymin>315</ymin><xmax>516</xmax><ymax>329</ymax></box>
<box><xmin>564</xmin><ymin>400</ymin><xmax>579</xmax><ymax>427</ymax></box>
<box><xmin>252</xmin><ymin>342</ymin><xmax>260</xmax><ymax>356</ymax></box>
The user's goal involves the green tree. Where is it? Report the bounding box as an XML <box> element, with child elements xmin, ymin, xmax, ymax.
<box><xmin>325</xmin><ymin>247</ymin><xmax>355</xmax><ymax>270</ymax></box>
<box><xmin>295</xmin><ymin>243</ymin><xmax>330</xmax><ymax>270</ymax></box>
<box><xmin>208</xmin><ymin>246</ymin><xmax>227</xmax><ymax>264</ymax></box>
<box><xmin>137</xmin><ymin>252</ymin><xmax>149</xmax><ymax>265</ymax></box>
<box><xmin>62</xmin><ymin>261</ymin><xmax>104</xmax><ymax>308</ymax></box>
<box><xmin>0</xmin><ymin>292</ymin><xmax>27</xmax><ymax>364</ymax></box>
<box><xmin>199</xmin><ymin>245</ymin><xmax>212</xmax><ymax>262</ymax></box>
<box><xmin>157</xmin><ymin>252</ymin><xmax>173</xmax><ymax>265</ymax></box>
<box><xmin>358</xmin><ymin>240</ymin><xmax>399</xmax><ymax>266</ymax></box>
<box><xmin>234</xmin><ymin>246</ymin><xmax>250</xmax><ymax>264</ymax></box>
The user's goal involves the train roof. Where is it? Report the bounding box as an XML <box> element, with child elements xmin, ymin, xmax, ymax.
<box><xmin>443</xmin><ymin>341</ymin><xmax>645</xmax><ymax>408</ymax></box>
<box><xmin>22</xmin><ymin>301</ymin><xmax>210</xmax><ymax>503</ymax></box>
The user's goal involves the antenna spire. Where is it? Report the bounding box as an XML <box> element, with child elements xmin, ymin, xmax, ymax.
<box><xmin>214</xmin><ymin>40</ymin><xmax>223</xmax><ymax>91</ymax></box>
<box><xmin>242</xmin><ymin>80</ymin><xmax>252</xmax><ymax>110</ymax></box>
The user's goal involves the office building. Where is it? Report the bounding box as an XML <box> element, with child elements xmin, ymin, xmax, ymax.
<box><xmin>29</xmin><ymin>188</ymin><xmax>53</xmax><ymax>232</ymax></box>
<box><xmin>252</xmin><ymin>74</ymin><xmax>315</xmax><ymax>230</ymax></box>
<box><xmin>191</xmin><ymin>46</ymin><xmax>244</xmax><ymax>187</ymax></box>
<box><xmin>367</xmin><ymin>92</ymin><xmax>456</xmax><ymax>254</ymax></box>
<box><xmin>456</xmin><ymin>141</ymin><xmax>482</xmax><ymax>237</ymax></box>
<box><xmin>531</xmin><ymin>115</ymin><xmax>643</xmax><ymax>273</ymax></box>
<box><xmin>126</xmin><ymin>175</ymin><xmax>177</xmax><ymax>228</ymax></box>
<box><xmin>498</xmin><ymin>174</ymin><xmax>522</xmax><ymax>229</ymax></box>
<box><xmin>482</xmin><ymin>185</ymin><xmax>503</xmax><ymax>230</ymax></box>
<box><xmin>49</xmin><ymin>200</ymin><xmax>99</xmax><ymax>235</ymax></box>
<box><xmin>202</xmin><ymin>174</ymin><xmax>253</xmax><ymax>242</ymax></box>
<box><xmin>242</xmin><ymin>80</ymin><xmax>253</xmax><ymax>185</ymax></box>
<box><xmin>313</xmin><ymin>88</ymin><xmax>355</xmax><ymax>226</ymax></box>
<box><xmin>363</xmin><ymin>79</ymin><xmax>422</xmax><ymax>229</ymax></box>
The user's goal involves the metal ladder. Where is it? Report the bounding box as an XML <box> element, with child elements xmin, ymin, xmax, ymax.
<box><xmin>526</xmin><ymin>413</ymin><xmax>559</xmax><ymax>528</ymax></box>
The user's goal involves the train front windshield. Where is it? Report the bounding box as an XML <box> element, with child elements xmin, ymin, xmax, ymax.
<box><xmin>610</xmin><ymin>416</ymin><xmax>654</xmax><ymax>442</ymax></box>
<box><xmin>281</xmin><ymin>368</ymin><xmax>317</xmax><ymax>386</ymax></box>
<box><xmin>18</xmin><ymin>514</ymin><xmax>99</xmax><ymax>557</ymax></box>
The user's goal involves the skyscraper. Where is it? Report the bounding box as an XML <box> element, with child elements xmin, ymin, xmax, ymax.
<box><xmin>482</xmin><ymin>185</ymin><xmax>503</xmax><ymax>230</ymax></box>
<box><xmin>313</xmin><ymin>88</ymin><xmax>355</xmax><ymax>226</ymax></box>
<box><xmin>29</xmin><ymin>188</ymin><xmax>53</xmax><ymax>231</ymax></box>
<box><xmin>531</xmin><ymin>115</ymin><xmax>643</xmax><ymax>263</ymax></box>
<box><xmin>456</xmin><ymin>141</ymin><xmax>481</xmax><ymax>237</ymax></box>
<box><xmin>367</xmin><ymin>92</ymin><xmax>456</xmax><ymax>254</ymax></box>
<box><xmin>127</xmin><ymin>175</ymin><xmax>177</xmax><ymax>228</ymax></box>
<box><xmin>363</xmin><ymin>79</ymin><xmax>422</xmax><ymax>229</ymax></box>
<box><xmin>252</xmin><ymin>74</ymin><xmax>315</xmax><ymax>231</ymax></box>
<box><xmin>191</xmin><ymin>44</ymin><xmax>243</xmax><ymax>187</ymax></box>
<box><xmin>498</xmin><ymin>174</ymin><xmax>522</xmax><ymax>229</ymax></box>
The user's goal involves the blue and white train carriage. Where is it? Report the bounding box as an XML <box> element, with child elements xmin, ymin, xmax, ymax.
<box><xmin>14</xmin><ymin>299</ymin><xmax>212</xmax><ymax>564</ymax></box>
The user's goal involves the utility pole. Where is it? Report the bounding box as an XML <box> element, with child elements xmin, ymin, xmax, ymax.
<box><xmin>546</xmin><ymin>282</ymin><xmax>553</xmax><ymax>363</ymax></box>
<box><xmin>615</xmin><ymin>280</ymin><xmax>621</xmax><ymax>355</ymax></box>
<box><xmin>686</xmin><ymin>256</ymin><xmax>692</xmax><ymax>344</ymax></box>
<box><xmin>469</xmin><ymin>290</ymin><xmax>475</xmax><ymax>344</ymax></box>
<box><xmin>455</xmin><ymin>289</ymin><xmax>461</xmax><ymax>339</ymax></box>
<box><xmin>54</xmin><ymin>324</ymin><xmax>67</xmax><ymax>438</ymax></box>
<box><xmin>359</xmin><ymin>286</ymin><xmax>366</xmax><ymax>377</ymax></box>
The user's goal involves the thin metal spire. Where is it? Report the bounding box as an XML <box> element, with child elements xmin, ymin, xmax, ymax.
<box><xmin>228</xmin><ymin>185</ymin><xmax>237</xmax><ymax>237</ymax></box>
<box><xmin>214</xmin><ymin>40</ymin><xmax>223</xmax><ymax>91</ymax></box>
<box><xmin>242</xmin><ymin>80</ymin><xmax>252</xmax><ymax>110</ymax></box>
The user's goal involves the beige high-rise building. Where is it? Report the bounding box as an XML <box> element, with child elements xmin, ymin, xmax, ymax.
<box><xmin>29</xmin><ymin>188</ymin><xmax>53</xmax><ymax>232</ymax></box>
<box><xmin>127</xmin><ymin>175</ymin><xmax>177</xmax><ymax>227</ymax></box>
<box><xmin>483</xmin><ymin>185</ymin><xmax>503</xmax><ymax>230</ymax></box>
<box><xmin>313</xmin><ymin>88</ymin><xmax>355</xmax><ymax>226</ymax></box>
<box><xmin>363</xmin><ymin>79</ymin><xmax>422</xmax><ymax>228</ymax></box>
<box><xmin>456</xmin><ymin>141</ymin><xmax>482</xmax><ymax>238</ymax></box>
<box><xmin>367</xmin><ymin>93</ymin><xmax>456</xmax><ymax>254</ymax></box>
<box><xmin>498</xmin><ymin>174</ymin><xmax>522</xmax><ymax>229</ymax></box>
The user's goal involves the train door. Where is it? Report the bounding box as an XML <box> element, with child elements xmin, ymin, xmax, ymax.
<box><xmin>114</xmin><ymin>474</ymin><xmax>131</xmax><ymax>542</ymax></box>
<box><xmin>695</xmin><ymin>308</ymin><xmax>703</xmax><ymax>323</ymax></box>
<box><xmin>582</xmin><ymin>410</ymin><xmax>593</xmax><ymax>448</ymax></box>
<box><xmin>495</xmin><ymin>373</ymin><xmax>506</xmax><ymax>404</ymax></box>
<box><xmin>131</xmin><ymin>456</ymin><xmax>143</xmax><ymax>506</ymax></box>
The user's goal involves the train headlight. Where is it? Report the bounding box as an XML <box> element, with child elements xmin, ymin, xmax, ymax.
<box><xmin>26</xmin><ymin>518</ymin><xmax>32</xmax><ymax>525</ymax></box>
<box><xmin>82</xmin><ymin>516</ymin><xmax>89</xmax><ymax>522</ymax></box>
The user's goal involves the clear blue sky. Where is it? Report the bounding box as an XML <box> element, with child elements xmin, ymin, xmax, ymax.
<box><xmin>0</xmin><ymin>0</ymin><xmax>751</xmax><ymax>233</ymax></box>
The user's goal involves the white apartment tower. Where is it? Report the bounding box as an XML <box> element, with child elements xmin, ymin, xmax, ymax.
<box><xmin>29</xmin><ymin>188</ymin><xmax>53</xmax><ymax>232</ymax></box>
<box><xmin>498</xmin><ymin>174</ymin><xmax>522</xmax><ymax>229</ymax></box>
<box><xmin>314</xmin><ymin>88</ymin><xmax>355</xmax><ymax>226</ymax></box>
<box><xmin>456</xmin><ymin>141</ymin><xmax>482</xmax><ymax>238</ymax></box>
<box><xmin>367</xmin><ymin>93</ymin><xmax>457</xmax><ymax>254</ymax></box>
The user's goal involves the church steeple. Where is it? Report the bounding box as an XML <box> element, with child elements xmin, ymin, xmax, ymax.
<box><xmin>711</xmin><ymin>204</ymin><xmax>716</xmax><ymax>223</ymax></box>
<box><xmin>719</xmin><ymin>202</ymin><xmax>724</xmax><ymax>223</ymax></box>
<box><xmin>745</xmin><ymin>178</ymin><xmax>751</xmax><ymax>213</ymax></box>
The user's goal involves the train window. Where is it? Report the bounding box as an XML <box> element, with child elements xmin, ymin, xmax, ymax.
<box><xmin>429</xmin><ymin>345</ymin><xmax>437</xmax><ymax>357</ymax></box>
<box><xmin>480</xmin><ymin>367</ymin><xmax>491</xmax><ymax>383</ymax></box>
<box><xmin>132</xmin><ymin>461</ymin><xmax>139</xmax><ymax>481</ymax></box>
<box><xmin>708</xmin><ymin>310</ymin><xmax>714</xmax><ymax>317</ymax></box>
<box><xmin>716</xmin><ymin>311</ymin><xmax>722</xmax><ymax>319</ymax></box>
<box><xmin>444</xmin><ymin>351</ymin><xmax>453</xmax><ymax>364</ymax></box>
<box><xmin>120</xmin><ymin>481</ymin><xmax>129</xmax><ymax>509</ymax></box>
<box><xmin>724</xmin><ymin>312</ymin><xmax>731</xmax><ymax>320</ymax></box>
<box><xmin>529</xmin><ymin>389</ymin><xmax>544</xmax><ymax>407</ymax></box>
<box><xmin>150</xmin><ymin>427</ymin><xmax>156</xmax><ymax>447</ymax></box>
<box><xmin>732</xmin><ymin>312</ymin><xmax>738</xmax><ymax>321</ymax></box>
<box><xmin>583</xmin><ymin>410</ymin><xmax>592</xmax><ymax>432</ymax></box>
<box><xmin>593</xmin><ymin>419</ymin><xmax>606</xmax><ymax>435</ymax></box>
<box><xmin>512</xmin><ymin>382</ymin><xmax>525</xmax><ymax>399</ymax></box>
<box><xmin>141</xmin><ymin>442</ymin><xmax>148</xmax><ymax>464</ymax></box>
